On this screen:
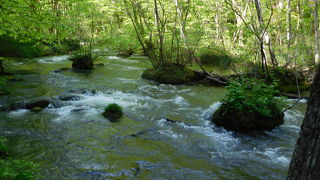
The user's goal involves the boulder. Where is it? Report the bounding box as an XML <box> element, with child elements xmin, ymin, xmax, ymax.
<box><xmin>71</xmin><ymin>54</ymin><xmax>93</xmax><ymax>70</ymax></box>
<box><xmin>57</xmin><ymin>93</ymin><xmax>84</xmax><ymax>101</ymax></box>
<box><xmin>212</xmin><ymin>104</ymin><xmax>284</xmax><ymax>132</ymax></box>
<box><xmin>66</xmin><ymin>89</ymin><xmax>97</xmax><ymax>96</ymax></box>
<box><xmin>102</xmin><ymin>103</ymin><xmax>123</xmax><ymax>122</ymax></box>
<box><xmin>8</xmin><ymin>97</ymin><xmax>66</xmax><ymax>111</ymax></box>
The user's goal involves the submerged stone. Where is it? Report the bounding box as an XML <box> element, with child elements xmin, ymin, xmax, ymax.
<box><xmin>212</xmin><ymin>104</ymin><xmax>284</xmax><ymax>132</ymax></box>
<box><xmin>66</xmin><ymin>89</ymin><xmax>97</xmax><ymax>96</ymax></box>
<box><xmin>31</xmin><ymin>106</ymin><xmax>44</xmax><ymax>113</ymax></box>
<box><xmin>102</xmin><ymin>103</ymin><xmax>123</xmax><ymax>122</ymax></box>
<box><xmin>8</xmin><ymin>97</ymin><xmax>66</xmax><ymax>111</ymax></box>
<box><xmin>53</xmin><ymin>67</ymin><xmax>69</xmax><ymax>73</ymax></box>
<box><xmin>57</xmin><ymin>93</ymin><xmax>84</xmax><ymax>101</ymax></box>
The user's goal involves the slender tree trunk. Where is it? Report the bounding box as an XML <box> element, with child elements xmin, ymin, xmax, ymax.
<box><xmin>254</xmin><ymin>0</ymin><xmax>278</xmax><ymax>67</ymax></box>
<box><xmin>154</xmin><ymin>0</ymin><xmax>164</xmax><ymax>65</ymax></box>
<box><xmin>286</xmin><ymin>0</ymin><xmax>292</xmax><ymax>66</ymax></box>
<box><xmin>314</xmin><ymin>0</ymin><xmax>319</xmax><ymax>64</ymax></box>
<box><xmin>0</xmin><ymin>61</ymin><xmax>4</xmax><ymax>74</ymax></box>
<box><xmin>266</xmin><ymin>35</ymin><xmax>278</xmax><ymax>66</ymax></box>
<box><xmin>254</xmin><ymin>0</ymin><xmax>269</xmax><ymax>74</ymax></box>
<box><xmin>287</xmin><ymin>65</ymin><xmax>320</xmax><ymax>179</ymax></box>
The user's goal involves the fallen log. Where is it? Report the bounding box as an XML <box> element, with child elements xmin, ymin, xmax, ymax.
<box><xmin>278</xmin><ymin>92</ymin><xmax>309</xmax><ymax>100</ymax></box>
<box><xmin>193</xmin><ymin>71</ymin><xmax>228</xmax><ymax>86</ymax></box>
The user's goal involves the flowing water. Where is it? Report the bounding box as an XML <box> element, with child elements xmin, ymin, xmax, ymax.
<box><xmin>0</xmin><ymin>50</ymin><xmax>307</xmax><ymax>180</ymax></box>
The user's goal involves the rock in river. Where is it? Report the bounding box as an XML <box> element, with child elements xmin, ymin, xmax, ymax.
<box><xmin>212</xmin><ymin>104</ymin><xmax>284</xmax><ymax>132</ymax></box>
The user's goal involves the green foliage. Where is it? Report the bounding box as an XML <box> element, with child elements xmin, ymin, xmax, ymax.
<box><xmin>199</xmin><ymin>49</ymin><xmax>236</xmax><ymax>67</ymax></box>
<box><xmin>222</xmin><ymin>78</ymin><xmax>285</xmax><ymax>117</ymax></box>
<box><xmin>0</xmin><ymin>137</ymin><xmax>9</xmax><ymax>158</ymax></box>
<box><xmin>0</xmin><ymin>36</ymin><xmax>80</xmax><ymax>58</ymax></box>
<box><xmin>0</xmin><ymin>36</ymin><xmax>42</xmax><ymax>58</ymax></box>
<box><xmin>0</xmin><ymin>159</ymin><xmax>39</xmax><ymax>180</ymax></box>
<box><xmin>0</xmin><ymin>137</ymin><xmax>39</xmax><ymax>180</ymax></box>
<box><xmin>0</xmin><ymin>77</ymin><xmax>7</xmax><ymax>87</ymax></box>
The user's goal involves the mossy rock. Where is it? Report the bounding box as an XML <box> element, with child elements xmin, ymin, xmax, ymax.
<box><xmin>271</xmin><ymin>67</ymin><xmax>310</xmax><ymax>93</ymax></box>
<box><xmin>142</xmin><ymin>64</ymin><xmax>196</xmax><ymax>84</ymax></box>
<box><xmin>244</xmin><ymin>67</ymin><xmax>311</xmax><ymax>93</ymax></box>
<box><xmin>102</xmin><ymin>103</ymin><xmax>123</xmax><ymax>122</ymax></box>
<box><xmin>212</xmin><ymin>103</ymin><xmax>284</xmax><ymax>132</ymax></box>
<box><xmin>117</xmin><ymin>49</ymin><xmax>134</xmax><ymax>57</ymax></box>
<box><xmin>71</xmin><ymin>54</ymin><xmax>93</xmax><ymax>70</ymax></box>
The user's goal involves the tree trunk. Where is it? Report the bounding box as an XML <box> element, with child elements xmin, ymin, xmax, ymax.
<box><xmin>0</xmin><ymin>61</ymin><xmax>4</xmax><ymax>74</ymax></box>
<box><xmin>286</xmin><ymin>0</ymin><xmax>292</xmax><ymax>66</ymax></box>
<box><xmin>314</xmin><ymin>0</ymin><xmax>319</xmax><ymax>64</ymax></box>
<box><xmin>154</xmin><ymin>0</ymin><xmax>164</xmax><ymax>65</ymax></box>
<box><xmin>287</xmin><ymin>64</ymin><xmax>320</xmax><ymax>179</ymax></box>
<box><xmin>254</xmin><ymin>0</ymin><xmax>278</xmax><ymax>67</ymax></box>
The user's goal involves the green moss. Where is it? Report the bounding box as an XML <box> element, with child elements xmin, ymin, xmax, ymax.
<box><xmin>102</xmin><ymin>103</ymin><xmax>123</xmax><ymax>122</ymax></box>
<box><xmin>142</xmin><ymin>64</ymin><xmax>196</xmax><ymax>84</ymax></box>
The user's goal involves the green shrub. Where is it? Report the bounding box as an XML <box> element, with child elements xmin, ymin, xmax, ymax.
<box><xmin>0</xmin><ymin>137</ymin><xmax>39</xmax><ymax>180</ymax></box>
<box><xmin>0</xmin><ymin>36</ymin><xmax>80</xmax><ymax>58</ymax></box>
<box><xmin>0</xmin><ymin>77</ymin><xmax>6</xmax><ymax>87</ymax></box>
<box><xmin>222</xmin><ymin>78</ymin><xmax>285</xmax><ymax>117</ymax></box>
<box><xmin>199</xmin><ymin>49</ymin><xmax>235</xmax><ymax>67</ymax></box>
<box><xmin>0</xmin><ymin>137</ymin><xmax>9</xmax><ymax>159</ymax></box>
<box><xmin>0</xmin><ymin>159</ymin><xmax>39</xmax><ymax>180</ymax></box>
<box><xmin>0</xmin><ymin>36</ymin><xmax>43</xmax><ymax>58</ymax></box>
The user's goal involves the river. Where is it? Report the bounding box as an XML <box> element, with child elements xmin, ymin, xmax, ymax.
<box><xmin>0</xmin><ymin>49</ymin><xmax>307</xmax><ymax>179</ymax></box>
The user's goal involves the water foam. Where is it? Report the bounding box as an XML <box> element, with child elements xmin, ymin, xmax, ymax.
<box><xmin>201</xmin><ymin>102</ymin><xmax>222</xmax><ymax>119</ymax></box>
<box><xmin>37</xmin><ymin>55</ymin><xmax>70</xmax><ymax>63</ymax></box>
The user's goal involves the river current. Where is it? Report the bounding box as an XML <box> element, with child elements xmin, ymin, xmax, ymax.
<box><xmin>0</xmin><ymin>50</ymin><xmax>307</xmax><ymax>179</ymax></box>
